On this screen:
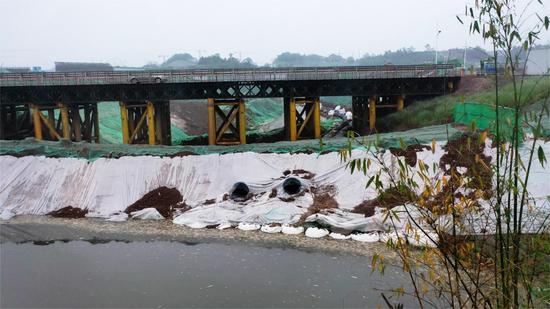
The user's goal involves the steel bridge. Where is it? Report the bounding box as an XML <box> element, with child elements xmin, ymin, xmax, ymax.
<box><xmin>0</xmin><ymin>64</ymin><xmax>460</xmax><ymax>145</ymax></box>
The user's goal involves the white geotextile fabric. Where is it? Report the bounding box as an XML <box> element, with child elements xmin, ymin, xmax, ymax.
<box><xmin>0</xmin><ymin>151</ymin><xmax>375</xmax><ymax>217</ymax></box>
<box><xmin>131</xmin><ymin>208</ymin><xmax>164</xmax><ymax>220</ymax></box>
<box><xmin>0</xmin><ymin>141</ymin><xmax>549</xmax><ymax>234</ymax></box>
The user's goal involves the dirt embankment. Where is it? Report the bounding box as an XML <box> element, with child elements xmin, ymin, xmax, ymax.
<box><xmin>353</xmin><ymin>186</ymin><xmax>417</xmax><ymax>217</ymax></box>
<box><xmin>440</xmin><ymin>134</ymin><xmax>493</xmax><ymax>194</ymax></box>
<box><xmin>299</xmin><ymin>185</ymin><xmax>339</xmax><ymax>223</ymax></box>
<box><xmin>48</xmin><ymin>206</ymin><xmax>88</xmax><ymax>219</ymax></box>
<box><xmin>389</xmin><ymin>144</ymin><xmax>432</xmax><ymax>167</ymax></box>
<box><xmin>170</xmin><ymin>100</ymin><xmax>209</xmax><ymax>135</ymax></box>
<box><xmin>421</xmin><ymin>133</ymin><xmax>493</xmax><ymax>215</ymax></box>
<box><xmin>124</xmin><ymin>187</ymin><xmax>188</xmax><ymax>219</ymax></box>
<box><xmin>454</xmin><ymin>76</ymin><xmax>495</xmax><ymax>95</ymax></box>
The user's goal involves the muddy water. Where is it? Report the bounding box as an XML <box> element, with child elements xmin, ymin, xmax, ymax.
<box><xmin>1</xmin><ymin>240</ymin><xmax>416</xmax><ymax>308</ymax></box>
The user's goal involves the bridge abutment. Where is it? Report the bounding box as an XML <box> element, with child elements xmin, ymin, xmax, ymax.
<box><xmin>283</xmin><ymin>97</ymin><xmax>321</xmax><ymax>141</ymax></box>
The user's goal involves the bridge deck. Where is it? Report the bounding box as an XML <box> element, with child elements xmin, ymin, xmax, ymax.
<box><xmin>0</xmin><ymin>64</ymin><xmax>458</xmax><ymax>87</ymax></box>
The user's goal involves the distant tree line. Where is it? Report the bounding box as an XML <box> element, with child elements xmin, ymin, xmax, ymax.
<box><xmin>134</xmin><ymin>45</ymin><xmax>549</xmax><ymax>70</ymax></box>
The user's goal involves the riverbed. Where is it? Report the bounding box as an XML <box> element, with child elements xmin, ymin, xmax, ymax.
<box><xmin>1</xmin><ymin>217</ymin><xmax>419</xmax><ymax>308</ymax></box>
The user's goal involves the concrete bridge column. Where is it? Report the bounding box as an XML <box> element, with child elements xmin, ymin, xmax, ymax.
<box><xmin>0</xmin><ymin>104</ymin><xmax>33</xmax><ymax>140</ymax></box>
<box><xmin>207</xmin><ymin>98</ymin><xmax>246</xmax><ymax>145</ymax></box>
<box><xmin>283</xmin><ymin>97</ymin><xmax>321</xmax><ymax>141</ymax></box>
<box><xmin>120</xmin><ymin>101</ymin><xmax>171</xmax><ymax>145</ymax></box>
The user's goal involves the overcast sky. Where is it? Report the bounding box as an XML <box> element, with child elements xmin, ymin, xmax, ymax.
<box><xmin>1</xmin><ymin>0</ymin><xmax>548</xmax><ymax>69</ymax></box>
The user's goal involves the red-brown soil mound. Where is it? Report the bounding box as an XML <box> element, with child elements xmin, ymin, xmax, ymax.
<box><xmin>48</xmin><ymin>206</ymin><xmax>88</xmax><ymax>218</ymax></box>
<box><xmin>124</xmin><ymin>186</ymin><xmax>187</xmax><ymax>219</ymax></box>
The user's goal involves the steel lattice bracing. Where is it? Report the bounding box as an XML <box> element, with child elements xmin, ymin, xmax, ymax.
<box><xmin>0</xmin><ymin>104</ymin><xmax>33</xmax><ymax>140</ymax></box>
<box><xmin>0</xmin><ymin>64</ymin><xmax>460</xmax><ymax>144</ymax></box>
<box><xmin>0</xmin><ymin>77</ymin><xmax>458</xmax><ymax>105</ymax></box>
<box><xmin>284</xmin><ymin>97</ymin><xmax>321</xmax><ymax>141</ymax></box>
<box><xmin>207</xmin><ymin>98</ymin><xmax>246</xmax><ymax>145</ymax></box>
<box><xmin>0</xmin><ymin>64</ymin><xmax>460</xmax><ymax>105</ymax></box>
<box><xmin>119</xmin><ymin>101</ymin><xmax>171</xmax><ymax>145</ymax></box>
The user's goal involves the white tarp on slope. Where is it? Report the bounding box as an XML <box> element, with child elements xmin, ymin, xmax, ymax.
<box><xmin>0</xmin><ymin>151</ymin><xmax>378</xmax><ymax>217</ymax></box>
<box><xmin>0</xmin><ymin>141</ymin><xmax>549</xmax><ymax>233</ymax></box>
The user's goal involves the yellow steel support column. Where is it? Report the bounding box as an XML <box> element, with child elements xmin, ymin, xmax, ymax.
<box><xmin>397</xmin><ymin>95</ymin><xmax>404</xmax><ymax>111</ymax></box>
<box><xmin>238</xmin><ymin>99</ymin><xmax>246</xmax><ymax>144</ymax></box>
<box><xmin>207</xmin><ymin>98</ymin><xmax>216</xmax><ymax>145</ymax></box>
<box><xmin>119</xmin><ymin>102</ymin><xmax>130</xmax><ymax>144</ymax></box>
<box><xmin>313</xmin><ymin>98</ymin><xmax>321</xmax><ymax>138</ymax></box>
<box><xmin>289</xmin><ymin>98</ymin><xmax>297</xmax><ymax>141</ymax></box>
<box><xmin>146</xmin><ymin>101</ymin><xmax>156</xmax><ymax>145</ymax></box>
<box><xmin>93</xmin><ymin>104</ymin><xmax>100</xmax><ymax>143</ymax></box>
<box><xmin>59</xmin><ymin>103</ymin><xmax>71</xmax><ymax>139</ymax></box>
<box><xmin>369</xmin><ymin>97</ymin><xmax>376</xmax><ymax>131</ymax></box>
<box><xmin>207</xmin><ymin>98</ymin><xmax>246</xmax><ymax>145</ymax></box>
<box><xmin>31</xmin><ymin>105</ymin><xmax>43</xmax><ymax>140</ymax></box>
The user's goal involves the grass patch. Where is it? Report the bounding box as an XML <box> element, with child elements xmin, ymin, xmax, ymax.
<box><xmin>381</xmin><ymin>76</ymin><xmax>550</xmax><ymax>131</ymax></box>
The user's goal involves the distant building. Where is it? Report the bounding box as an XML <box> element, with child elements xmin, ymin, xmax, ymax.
<box><xmin>113</xmin><ymin>66</ymin><xmax>146</xmax><ymax>72</ymax></box>
<box><xmin>1</xmin><ymin>67</ymin><xmax>31</xmax><ymax>73</ymax></box>
<box><xmin>526</xmin><ymin>47</ymin><xmax>550</xmax><ymax>75</ymax></box>
<box><xmin>55</xmin><ymin>62</ymin><xmax>113</xmax><ymax>72</ymax></box>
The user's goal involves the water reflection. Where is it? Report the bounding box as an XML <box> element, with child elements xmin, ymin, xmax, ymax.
<box><xmin>1</xmin><ymin>240</ymin><xmax>415</xmax><ymax>308</ymax></box>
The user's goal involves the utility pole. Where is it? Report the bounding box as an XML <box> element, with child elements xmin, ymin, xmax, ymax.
<box><xmin>463</xmin><ymin>41</ymin><xmax>468</xmax><ymax>71</ymax></box>
<box><xmin>435</xmin><ymin>29</ymin><xmax>442</xmax><ymax>65</ymax></box>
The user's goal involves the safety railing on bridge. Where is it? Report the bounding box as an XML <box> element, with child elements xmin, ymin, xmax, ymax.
<box><xmin>0</xmin><ymin>64</ymin><xmax>459</xmax><ymax>87</ymax></box>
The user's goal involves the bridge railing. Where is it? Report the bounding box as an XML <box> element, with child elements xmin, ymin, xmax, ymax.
<box><xmin>0</xmin><ymin>64</ymin><xmax>458</xmax><ymax>86</ymax></box>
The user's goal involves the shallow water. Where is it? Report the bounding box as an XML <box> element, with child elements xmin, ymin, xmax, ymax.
<box><xmin>1</xmin><ymin>240</ymin><xmax>415</xmax><ymax>308</ymax></box>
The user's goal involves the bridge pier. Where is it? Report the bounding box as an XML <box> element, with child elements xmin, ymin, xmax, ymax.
<box><xmin>0</xmin><ymin>104</ymin><xmax>33</xmax><ymax>140</ymax></box>
<box><xmin>283</xmin><ymin>97</ymin><xmax>321</xmax><ymax>141</ymax></box>
<box><xmin>352</xmin><ymin>95</ymin><xmax>405</xmax><ymax>135</ymax></box>
<box><xmin>352</xmin><ymin>96</ymin><xmax>373</xmax><ymax>136</ymax></box>
<box><xmin>30</xmin><ymin>103</ymin><xmax>100</xmax><ymax>142</ymax></box>
<box><xmin>207</xmin><ymin>98</ymin><xmax>246</xmax><ymax>145</ymax></box>
<box><xmin>68</xmin><ymin>103</ymin><xmax>100</xmax><ymax>143</ymax></box>
<box><xmin>119</xmin><ymin>101</ymin><xmax>171</xmax><ymax>145</ymax></box>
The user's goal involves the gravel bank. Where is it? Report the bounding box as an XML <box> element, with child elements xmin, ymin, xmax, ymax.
<box><xmin>0</xmin><ymin>215</ymin><xmax>396</xmax><ymax>258</ymax></box>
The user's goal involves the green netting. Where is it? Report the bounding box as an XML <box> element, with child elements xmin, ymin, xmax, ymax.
<box><xmin>97</xmin><ymin>102</ymin><xmax>192</xmax><ymax>144</ymax></box>
<box><xmin>321</xmin><ymin>96</ymin><xmax>352</xmax><ymax>107</ymax></box>
<box><xmin>454</xmin><ymin>102</ymin><xmax>520</xmax><ymax>140</ymax></box>
<box><xmin>96</xmin><ymin>99</ymin><xmax>340</xmax><ymax>145</ymax></box>
<box><xmin>245</xmin><ymin>98</ymin><xmax>284</xmax><ymax>132</ymax></box>
<box><xmin>0</xmin><ymin>124</ymin><xmax>460</xmax><ymax>160</ymax></box>
<box><xmin>522</xmin><ymin>100</ymin><xmax>550</xmax><ymax>137</ymax></box>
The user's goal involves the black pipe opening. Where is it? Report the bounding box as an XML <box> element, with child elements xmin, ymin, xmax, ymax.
<box><xmin>230</xmin><ymin>182</ymin><xmax>250</xmax><ymax>201</ymax></box>
<box><xmin>282</xmin><ymin>177</ymin><xmax>302</xmax><ymax>195</ymax></box>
